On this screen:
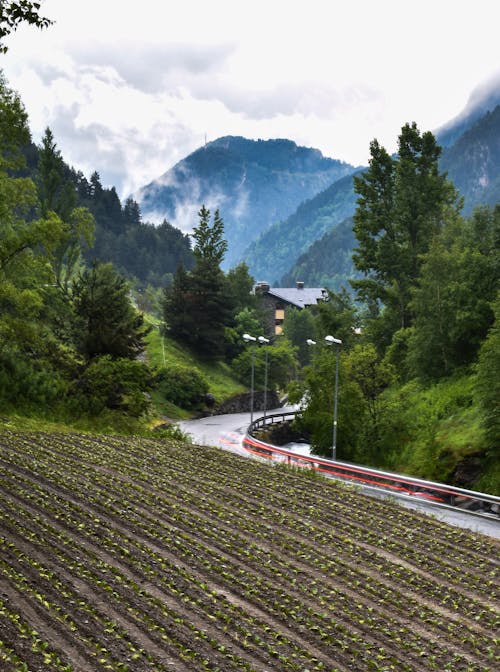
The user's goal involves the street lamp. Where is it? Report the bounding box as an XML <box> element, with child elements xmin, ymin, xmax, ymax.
<box><xmin>307</xmin><ymin>335</ymin><xmax>342</xmax><ymax>460</ymax></box>
<box><xmin>258</xmin><ymin>336</ymin><xmax>270</xmax><ymax>424</ymax></box>
<box><xmin>242</xmin><ymin>333</ymin><xmax>256</xmax><ymax>426</ymax></box>
<box><xmin>324</xmin><ymin>335</ymin><xmax>342</xmax><ymax>460</ymax></box>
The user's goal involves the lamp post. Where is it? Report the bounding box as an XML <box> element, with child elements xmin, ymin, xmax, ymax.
<box><xmin>242</xmin><ymin>333</ymin><xmax>256</xmax><ymax>426</ymax></box>
<box><xmin>324</xmin><ymin>335</ymin><xmax>342</xmax><ymax>460</ymax></box>
<box><xmin>307</xmin><ymin>335</ymin><xmax>342</xmax><ymax>460</ymax></box>
<box><xmin>258</xmin><ymin>336</ymin><xmax>270</xmax><ymax>423</ymax></box>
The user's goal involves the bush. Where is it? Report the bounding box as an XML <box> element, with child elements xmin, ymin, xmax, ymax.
<box><xmin>69</xmin><ymin>356</ymin><xmax>152</xmax><ymax>417</ymax></box>
<box><xmin>154</xmin><ymin>364</ymin><xmax>209</xmax><ymax>409</ymax></box>
<box><xmin>0</xmin><ymin>352</ymin><xmax>67</xmax><ymax>412</ymax></box>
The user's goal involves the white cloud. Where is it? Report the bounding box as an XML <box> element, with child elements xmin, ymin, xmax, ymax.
<box><xmin>1</xmin><ymin>0</ymin><xmax>499</xmax><ymax>199</ymax></box>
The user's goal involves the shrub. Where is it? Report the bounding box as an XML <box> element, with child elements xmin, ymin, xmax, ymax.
<box><xmin>70</xmin><ymin>356</ymin><xmax>152</xmax><ymax>417</ymax></box>
<box><xmin>0</xmin><ymin>352</ymin><xmax>67</xmax><ymax>411</ymax></box>
<box><xmin>154</xmin><ymin>364</ymin><xmax>209</xmax><ymax>409</ymax></box>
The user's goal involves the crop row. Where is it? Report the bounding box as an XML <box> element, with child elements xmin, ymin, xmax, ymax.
<box><xmin>0</xmin><ymin>429</ymin><xmax>498</xmax><ymax>671</ymax></box>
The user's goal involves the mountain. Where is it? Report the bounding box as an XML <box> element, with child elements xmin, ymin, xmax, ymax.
<box><xmin>274</xmin><ymin>103</ymin><xmax>500</xmax><ymax>292</ymax></box>
<box><xmin>436</xmin><ymin>73</ymin><xmax>500</xmax><ymax>148</ymax></box>
<box><xmin>254</xmin><ymin>81</ymin><xmax>500</xmax><ymax>289</ymax></box>
<box><xmin>135</xmin><ymin>136</ymin><xmax>357</xmax><ymax>269</ymax></box>
<box><xmin>241</xmin><ymin>171</ymin><xmax>360</xmax><ymax>284</ymax></box>
<box><xmin>280</xmin><ymin>216</ymin><xmax>359</xmax><ymax>292</ymax></box>
<box><xmin>440</xmin><ymin>104</ymin><xmax>500</xmax><ymax>214</ymax></box>
<box><xmin>133</xmin><ymin>76</ymin><xmax>500</xmax><ymax>288</ymax></box>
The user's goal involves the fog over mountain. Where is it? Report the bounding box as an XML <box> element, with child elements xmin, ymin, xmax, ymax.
<box><xmin>135</xmin><ymin>136</ymin><xmax>358</xmax><ymax>269</ymax></box>
<box><xmin>436</xmin><ymin>72</ymin><xmax>500</xmax><ymax>148</ymax></box>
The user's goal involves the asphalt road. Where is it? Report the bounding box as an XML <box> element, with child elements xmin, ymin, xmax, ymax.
<box><xmin>178</xmin><ymin>411</ymin><xmax>500</xmax><ymax>540</ymax></box>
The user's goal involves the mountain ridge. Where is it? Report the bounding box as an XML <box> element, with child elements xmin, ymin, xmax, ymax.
<box><xmin>136</xmin><ymin>135</ymin><xmax>358</xmax><ymax>269</ymax></box>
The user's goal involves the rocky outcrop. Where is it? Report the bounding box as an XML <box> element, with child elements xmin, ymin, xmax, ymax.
<box><xmin>215</xmin><ymin>390</ymin><xmax>280</xmax><ymax>415</ymax></box>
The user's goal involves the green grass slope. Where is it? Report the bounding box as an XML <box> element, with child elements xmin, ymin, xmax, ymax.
<box><xmin>375</xmin><ymin>374</ymin><xmax>500</xmax><ymax>495</ymax></box>
<box><xmin>144</xmin><ymin>315</ymin><xmax>245</xmax><ymax>419</ymax></box>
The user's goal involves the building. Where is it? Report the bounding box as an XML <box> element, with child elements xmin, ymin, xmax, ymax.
<box><xmin>255</xmin><ymin>281</ymin><xmax>328</xmax><ymax>336</ymax></box>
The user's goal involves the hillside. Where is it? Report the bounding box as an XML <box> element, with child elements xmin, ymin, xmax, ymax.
<box><xmin>242</xmin><ymin>171</ymin><xmax>359</xmax><ymax>284</ymax></box>
<box><xmin>0</xmin><ymin>428</ymin><xmax>498</xmax><ymax>671</ymax></box>
<box><xmin>440</xmin><ymin>105</ymin><xmax>500</xmax><ymax>214</ymax></box>
<box><xmin>135</xmin><ymin>136</ymin><xmax>357</xmax><ymax>269</ymax></box>
<box><xmin>271</xmin><ymin>101</ymin><xmax>500</xmax><ymax>289</ymax></box>
<box><xmin>280</xmin><ymin>216</ymin><xmax>359</xmax><ymax>291</ymax></box>
<box><xmin>20</xmin><ymin>143</ymin><xmax>195</xmax><ymax>288</ymax></box>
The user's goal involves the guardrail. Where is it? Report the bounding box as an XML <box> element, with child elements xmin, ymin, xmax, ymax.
<box><xmin>249</xmin><ymin>410</ymin><xmax>298</xmax><ymax>433</ymax></box>
<box><xmin>244</xmin><ymin>413</ymin><xmax>500</xmax><ymax>518</ymax></box>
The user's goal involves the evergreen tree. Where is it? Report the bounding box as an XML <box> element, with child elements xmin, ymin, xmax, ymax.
<box><xmin>163</xmin><ymin>206</ymin><xmax>231</xmax><ymax>358</ymax></box>
<box><xmin>122</xmin><ymin>197</ymin><xmax>141</xmax><ymax>227</ymax></box>
<box><xmin>192</xmin><ymin>205</ymin><xmax>227</xmax><ymax>265</ymax></box>
<box><xmin>37</xmin><ymin>127</ymin><xmax>75</xmax><ymax>218</ymax></box>
<box><xmin>72</xmin><ymin>261</ymin><xmax>149</xmax><ymax>361</ymax></box>
<box><xmin>162</xmin><ymin>264</ymin><xmax>197</xmax><ymax>344</ymax></box>
<box><xmin>36</xmin><ymin>128</ymin><xmax>95</xmax><ymax>293</ymax></box>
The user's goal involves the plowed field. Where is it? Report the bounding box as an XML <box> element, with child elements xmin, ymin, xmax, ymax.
<box><xmin>0</xmin><ymin>428</ymin><xmax>498</xmax><ymax>671</ymax></box>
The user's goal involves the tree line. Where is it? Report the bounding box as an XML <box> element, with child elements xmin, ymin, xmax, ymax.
<box><xmin>0</xmin><ymin>70</ymin><xmax>195</xmax><ymax>424</ymax></box>
<box><xmin>287</xmin><ymin>123</ymin><xmax>499</xmax><ymax>491</ymax></box>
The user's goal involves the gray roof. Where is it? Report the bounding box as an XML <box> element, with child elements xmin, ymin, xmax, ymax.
<box><xmin>266</xmin><ymin>286</ymin><xmax>327</xmax><ymax>308</ymax></box>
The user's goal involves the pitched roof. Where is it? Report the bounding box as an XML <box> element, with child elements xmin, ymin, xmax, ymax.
<box><xmin>265</xmin><ymin>286</ymin><xmax>327</xmax><ymax>309</ymax></box>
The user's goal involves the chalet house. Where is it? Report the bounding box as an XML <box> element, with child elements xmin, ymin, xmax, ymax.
<box><xmin>255</xmin><ymin>281</ymin><xmax>328</xmax><ymax>336</ymax></box>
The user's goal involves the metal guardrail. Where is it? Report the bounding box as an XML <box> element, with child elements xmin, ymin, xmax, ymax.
<box><xmin>249</xmin><ymin>410</ymin><xmax>298</xmax><ymax>433</ymax></box>
<box><xmin>244</xmin><ymin>412</ymin><xmax>500</xmax><ymax>519</ymax></box>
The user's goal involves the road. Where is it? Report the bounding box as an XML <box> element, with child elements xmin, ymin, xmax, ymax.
<box><xmin>178</xmin><ymin>411</ymin><xmax>500</xmax><ymax>540</ymax></box>
<box><xmin>179</xmin><ymin>410</ymin><xmax>253</xmax><ymax>458</ymax></box>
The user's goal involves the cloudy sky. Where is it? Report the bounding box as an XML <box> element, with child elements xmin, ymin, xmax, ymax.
<box><xmin>2</xmin><ymin>0</ymin><xmax>499</xmax><ymax>199</ymax></box>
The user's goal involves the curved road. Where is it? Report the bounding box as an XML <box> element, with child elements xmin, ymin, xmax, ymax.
<box><xmin>178</xmin><ymin>411</ymin><xmax>500</xmax><ymax>540</ymax></box>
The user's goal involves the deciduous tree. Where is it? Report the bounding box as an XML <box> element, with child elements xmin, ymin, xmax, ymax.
<box><xmin>0</xmin><ymin>1</ymin><xmax>52</xmax><ymax>52</ymax></box>
<box><xmin>352</xmin><ymin>123</ymin><xmax>461</xmax><ymax>337</ymax></box>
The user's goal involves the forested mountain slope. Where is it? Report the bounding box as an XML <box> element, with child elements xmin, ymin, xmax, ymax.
<box><xmin>273</xmin><ymin>99</ymin><xmax>500</xmax><ymax>289</ymax></box>
<box><xmin>280</xmin><ymin>216</ymin><xmax>358</xmax><ymax>291</ymax></box>
<box><xmin>242</xmin><ymin>171</ymin><xmax>359</xmax><ymax>284</ymax></box>
<box><xmin>22</xmin><ymin>142</ymin><xmax>195</xmax><ymax>287</ymax></box>
<box><xmin>440</xmin><ymin>105</ymin><xmax>500</xmax><ymax>214</ymax></box>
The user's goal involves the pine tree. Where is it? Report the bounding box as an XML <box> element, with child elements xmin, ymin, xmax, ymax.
<box><xmin>72</xmin><ymin>261</ymin><xmax>148</xmax><ymax>361</ymax></box>
<box><xmin>162</xmin><ymin>264</ymin><xmax>197</xmax><ymax>343</ymax></box>
<box><xmin>163</xmin><ymin>206</ymin><xmax>231</xmax><ymax>358</ymax></box>
<box><xmin>36</xmin><ymin>128</ymin><xmax>95</xmax><ymax>292</ymax></box>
